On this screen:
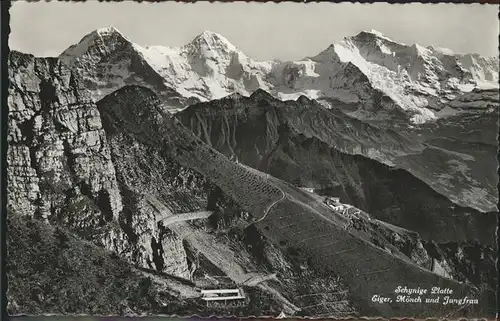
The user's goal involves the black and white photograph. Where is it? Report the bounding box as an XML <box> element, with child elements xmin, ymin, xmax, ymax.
<box><xmin>5</xmin><ymin>1</ymin><xmax>499</xmax><ymax>318</ymax></box>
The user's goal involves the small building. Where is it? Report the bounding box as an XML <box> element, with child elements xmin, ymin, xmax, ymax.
<box><xmin>323</xmin><ymin>197</ymin><xmax>341</xmax><ymax>206</ymax></box>
<box><xmin>300</xmin><ymin>187</ymin><xmax>315</xmax><ymax>193</ymax></box>
<box><xmin>330</xmin><ymin>197</ymin><xmax>340</xmax><ymax>204</ymax></box>
<box><xmin>201</xmin><ymin>288</ymin><xmax>245</xmax><ymax>303</ymax></box>
<box><xmin>323</xmin><ymin>197</ymin><xmax>344</xmax><ymax>211</ymax></box>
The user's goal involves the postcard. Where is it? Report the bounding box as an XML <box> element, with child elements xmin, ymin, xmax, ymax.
<box><xmin>5</xmin><ymin>0</ymin><xmax>499</xmax><ymax>318</ymax></box>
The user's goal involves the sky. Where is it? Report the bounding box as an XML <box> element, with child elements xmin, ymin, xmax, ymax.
<box><xmin>9</xmin><ymin>1</ymin><xmax>499</xmax><ymax>61</ymax></box>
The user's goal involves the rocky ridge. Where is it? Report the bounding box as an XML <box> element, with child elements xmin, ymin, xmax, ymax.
<box><xmin>175</xmin><ymin>91</ymin><xmax>498</xmax><ymax>212</ymax></box>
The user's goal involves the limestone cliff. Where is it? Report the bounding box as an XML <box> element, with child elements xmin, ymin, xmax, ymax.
<box><xmin>7</xmin><ymin>51</ymin><xmax>189</xmax><ymax>279</ymax></box>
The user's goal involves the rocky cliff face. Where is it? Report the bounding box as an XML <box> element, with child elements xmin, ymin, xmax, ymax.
<box><xmin>7</xmin><ymin>51</ymin><xmax>189</xmax><ymax>279</ymax></box>
<box><xmin>8</xmin><ymin>51</ymin><xmax>123</xmax><ymax>243</ymax></box>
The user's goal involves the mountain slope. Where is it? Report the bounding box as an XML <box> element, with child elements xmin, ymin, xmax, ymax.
<box><xmin>6</xmin><ymin>213</ymin><xmax>203</xmax><ymax>316</ymax></box>
<box><xmin>97</xmin><ymin>85</ymin><xmax>493</xmax><ymax>317</ymax></box>
<box><xmin>59</xmin><ymin>27</ymin><xmax>498</xmax><ymax>123</ymax></box>
<box><xmin>175</xmin><ymin>91</ymin><xmax>498</xmax><ymax>213</ymax></box>
<box><xmin>174</xmin><ymin>90</ymin><xmax>497</xmax><ymax>303</ymax></box>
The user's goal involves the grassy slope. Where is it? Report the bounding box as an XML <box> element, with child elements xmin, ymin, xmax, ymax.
<box><xmin>257</xmin><ymin>176</ymin><xmax>495</xmax><ymax>318</ymax></box>
<box><xmin>6</xmin><ymin>213</ymin><xmax>201</xmax><ymax>316</ymax></box>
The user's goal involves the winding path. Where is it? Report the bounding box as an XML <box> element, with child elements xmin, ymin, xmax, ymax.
<box><xmin>238</xmin><ymin>163</ymin><xmax>287</xmax><ymax>225</ymax></box>
<box><xmin>254</xmin><ymin>189</ymin><xmax>286</xmax><ymax>224</ymax></box>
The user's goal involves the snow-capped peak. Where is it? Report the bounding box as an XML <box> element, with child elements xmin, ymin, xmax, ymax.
<box><xmin>410</xmin><ymin>43</ymin><xmax>431</xmax><ymax>56</ymax></box>
<box><xmin>305</xmin><ymin>29</ymin><xmax>497</xmax><ymax>123</ymax></box>
<box><xmin>183</xmin><ymin>30</ymin><xmax>239</xmax><ymax>55</ymax></box>
<box><xmin>354</xmin><ymin>29</ymin><xmax>400</xmax><ymax>44</ymax></box>
<box><xmin>366</xmin><ymin>29</ymin><xmax>386</xmax><ymax>37</ymax></box>
<box><xmin>430</xmin><ymin>46</ymin><xmax>455</xmax><ymax>56</ymax></box>
<box><xmin>192</xmin><ymin>30</ymin><xmax>232</xmax><ymax>45</ymax></box>
<box><xmin>84</xmin><ymin>26</ymin><xmax>128</xmax><ymax>44</ymax></box>
<box><xmin>95</xmin><ymin>26</ymin><xmax>122</xmax><ymax>36</ymax></box>
<box><xmin>60</xmin><ymin>26</ymin><xmax>131</xmax><ymax>61</ymax></box>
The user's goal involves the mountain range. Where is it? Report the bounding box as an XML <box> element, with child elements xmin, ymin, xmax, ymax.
<box><xmin>60</xmin><ymin>27</ymin><xmax>498</xmax><ymax>123</ymax></box>
<box><xmin>6</xmin><ymin>27</ymin><xmax>499</xmax><ymax>318</ymax></box>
